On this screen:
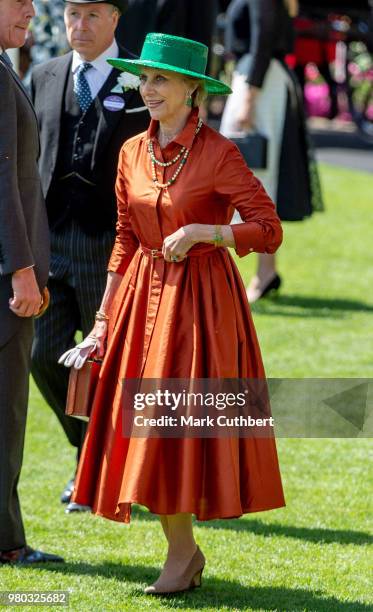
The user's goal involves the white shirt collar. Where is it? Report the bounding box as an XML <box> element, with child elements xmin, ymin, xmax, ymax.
<box><xmin>72</xmin><ymin>39</ymin><xmax>119</xmax><ymax>76</ymax></box>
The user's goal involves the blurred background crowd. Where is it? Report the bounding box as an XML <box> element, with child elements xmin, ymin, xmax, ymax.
<box><xmin>11</xmin><ymin>0</ymin><xmax>373</xmax><ymax>144</ymax></box>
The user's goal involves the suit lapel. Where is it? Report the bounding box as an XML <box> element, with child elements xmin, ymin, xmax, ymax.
<box><xmin>0</xmin><ymin>55</ymin><xmax>38</xmax><ymax>125</ymax></box>
<box><xmin>91</xmin><ymin>46</ymin><xmax>138</xmax><ymax>169</ymax></box>
<box><xmin>43</xmin><ymin>53</ymin><xmax>72</xmax><ymax>171</ymax></box>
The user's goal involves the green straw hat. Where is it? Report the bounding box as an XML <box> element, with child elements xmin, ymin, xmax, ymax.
<box><xmin>107</xmin><ymin>33</ymin><xmax>232</xmax><ymax>96</ymax></box>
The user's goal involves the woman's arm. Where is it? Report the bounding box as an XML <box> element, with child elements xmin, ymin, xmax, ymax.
<box><xmin>162</xmin><ymin>224</ymin><xmax>235</xmax><ymax>262</ymax></box>
<box><xmin>214</xmin><ymin>143</ymin><xmax>283</xmax><ymax>257</ymax></box>
<box><xmin>86</xmin><ymin>146</ymin><xmax>140</xmax><ymax>355</ymax></box>
<box><xmin>246</xmin><ymin>0</ymin><xmax>277</xmax><ymax>88</ymax></box>
<box><xmin>235</xmin><ymin>0</ymin><xmax>277</xmax><ymax>129</ymax></box>
<box><xmin>86</xmin><ymin>271</ymin><xmax>122</xmax><ymax>357</ymax></box>
<box><xmin>97</xmin><ymin>271</ymin><xmax>123</xmax><ymax>316</ymax></box>
<box><xmin>162</xmin><ymin>141</ymin><xmax>282</xmax><ymax>262</ymax></box>
<box><xmin>107</xmin><ymin>146</ymin><xmax>140</xmax><ymax>276</ymax></box>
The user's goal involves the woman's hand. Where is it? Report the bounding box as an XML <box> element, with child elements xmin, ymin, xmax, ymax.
<box><xmin>236</xmin><ymin>85</ymin><xmax>260</xmax><ymax>132</ymax></box>
<box><xmin>162</xmin><ymin>225</ymin><xmax>197</xmax><ymax>262</ymax></box>
<box><xmin>162</xmin><ymin>224</ymin><xmax>236</xmax><ymax>261</ymax></box>
<box><xmin>88</xmin><ymin>320</ymin><xmax>109</xmax><ymax>359</ymax></box>
<box><xmin>58</xmin><ymin>320</ymin><xmax>108</xmax><ymax>369</ymax></box>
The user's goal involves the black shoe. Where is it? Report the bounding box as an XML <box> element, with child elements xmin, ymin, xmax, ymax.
<box><xmin>60</xmin><ymin>478</ymin><xmax>75</xmax><ymax>504</ymax></box>
<box><xmin>65</xmin><ymin>502</ymin><xmax>91</xmax><ymax>514</ymax></box>
<box><xmin>0</xmin><ymin>545</ymin><xmax>64</xmax><ymax>565</ymax></box>
<box><xmin>258</xmin><ymin>273</ymin><xmax>282</xmax><ymax>299</ymax></box>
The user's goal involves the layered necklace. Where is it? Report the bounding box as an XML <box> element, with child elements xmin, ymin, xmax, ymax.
<box><xmin>148</xmin><ymin>118</ymin><xmax>203</xmax><ymax>190</ymax></box>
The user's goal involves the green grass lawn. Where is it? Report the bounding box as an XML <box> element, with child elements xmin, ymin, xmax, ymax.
<box><xmin>1</xmin><ymin>164</ymin><xmax>372</xmax><ymax>611</ymax></box>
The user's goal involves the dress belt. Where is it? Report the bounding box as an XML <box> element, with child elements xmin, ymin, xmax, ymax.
<box><xmin>141</xmin><ymin>245</ymin><xmax>219</xmax><ymax>258</ymax></box>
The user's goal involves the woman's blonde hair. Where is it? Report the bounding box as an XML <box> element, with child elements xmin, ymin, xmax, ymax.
<box><xmin>184</xmin><ymin>77</ymin><xmax>208</xmax><ymax>108</ymax></box>
<box><xmin>284</xmin><ymin>0</ymin><xmax>299</xmax><ymax>17</ymax></box>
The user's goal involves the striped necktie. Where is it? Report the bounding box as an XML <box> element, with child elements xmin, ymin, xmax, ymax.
<box><xmin>74</xmin><ymin>62</ymin><xmax>93</xmax><ymax>113</ymax></box>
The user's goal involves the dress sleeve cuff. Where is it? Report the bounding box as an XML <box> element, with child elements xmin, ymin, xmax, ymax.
<box><xmin>231</xmin><ymin>223</ymin><xmax>280</xmax><ymax>257</ymax></box>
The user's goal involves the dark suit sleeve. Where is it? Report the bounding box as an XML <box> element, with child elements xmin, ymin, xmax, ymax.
<box><xmin>246</xmin><ymin>0</ymin><xmax>277</xmax><ymax>88</ymax></box>
<box><xmin>0</xmin><ymin>65</ymin><xmax>35</xmax><ymax>275</ymax></box>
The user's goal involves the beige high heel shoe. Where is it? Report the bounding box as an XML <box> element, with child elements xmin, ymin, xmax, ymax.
<box><xmin>144</xmin><ymin>546</ymin><xmax>205</xmax><ymax>595</ymax></box>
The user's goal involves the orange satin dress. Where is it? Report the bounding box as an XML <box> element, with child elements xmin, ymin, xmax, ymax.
<box><xmin>73</xmin><ymin>108</ymin><xmax>286</xmax><ymax>522</ymax></box>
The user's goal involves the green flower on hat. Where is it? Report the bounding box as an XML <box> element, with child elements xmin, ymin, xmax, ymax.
<box><xmin>107</xmin><ymin>33</ymin><xmax>232</xmax><ymax>96</ymax></box>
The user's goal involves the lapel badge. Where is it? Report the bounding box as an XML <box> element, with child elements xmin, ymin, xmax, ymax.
<box><xmin>103</xmin><ymin>95</ymin><xmax>126</xmax><ymax>112</ymax></box>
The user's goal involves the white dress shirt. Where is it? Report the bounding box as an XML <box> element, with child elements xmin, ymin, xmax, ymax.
<box><xmin>71</xmin><ymin>39</ymin><xmax>119</xmax><ymax>99</ymax></box>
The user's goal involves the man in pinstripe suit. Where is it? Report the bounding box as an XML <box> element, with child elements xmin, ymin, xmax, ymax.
<box><xmin>30</xmin><ymin>0</ymin><xmax>149</xmax><ymax>511</ymax></box>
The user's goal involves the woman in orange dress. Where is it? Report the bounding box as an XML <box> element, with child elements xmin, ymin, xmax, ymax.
<box><xmin>60</xmin><ymin>33</ymin><xmax>286</xmax><ymax>594</ymax></box>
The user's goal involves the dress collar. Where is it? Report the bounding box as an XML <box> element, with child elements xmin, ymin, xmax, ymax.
<box><xmin>147</xmin><ymin>107</ymin><xmax>201</xmax><ymax>149</ymax></box>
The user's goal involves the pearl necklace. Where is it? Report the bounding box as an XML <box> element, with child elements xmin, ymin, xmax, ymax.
<box><xmin>148</xmin><ymin>141</ymin><xmax>186</xmax><ymax>167</ymax></box>
<box><xmin>148</xmin><ymin>119</ymin><xmax>203</xmax><ymax>190</ymax></box>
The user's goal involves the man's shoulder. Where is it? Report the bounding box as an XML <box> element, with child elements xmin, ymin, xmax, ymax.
<box><xmin>31</xmin><ymin>44</ymin><xmax>133</xmax><ymax>81</ymax></box>
<box><xmin>31</xmin><ymin>52</ymin><xmax>72</xmax><ymax>81</ymax></box>
<box><xmin>0</xmin><ymin>60</ymin><xmax>16</xmax><ymax>99</ymax></box>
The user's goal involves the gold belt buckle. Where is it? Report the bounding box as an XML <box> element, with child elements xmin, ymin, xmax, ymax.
<box><xmin>150</xmin><ymin>249</ymin><xmax>160</xmax><ymax>258</ymax></box>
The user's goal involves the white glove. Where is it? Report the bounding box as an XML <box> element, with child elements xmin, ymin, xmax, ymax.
<box><xmin>58</xmin><ymin>336</ymin><xmax>98</xmax><ymax>369</ymax></box>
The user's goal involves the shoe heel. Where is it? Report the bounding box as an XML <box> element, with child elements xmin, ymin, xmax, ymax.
<box><xmin>267</xmin><ymin>287</ymin><xmax>280</xmax><ymax>299</ymax></box>
<box><xmin>263</xmin><ymin>275</ymin><xmax>281</xmax><ymax>300</ymax></box>
<box><xmin>191</xmin><ymin>569</ymin><xmax>203</xmax><ymax>588</ymax></box>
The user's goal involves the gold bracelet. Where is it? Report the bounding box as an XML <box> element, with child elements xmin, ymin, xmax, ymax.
<box><xmin>95</xmin><ymin>310</ymin><xmax>109</xmax><ymax>322</ymax></box>
<box><xmin>213</xmin><ymin>225</ymin><xmax>223</xmax><ymax>248</ymax></box>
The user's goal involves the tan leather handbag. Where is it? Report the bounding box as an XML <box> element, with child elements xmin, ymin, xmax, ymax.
<box><xmin>65</xmin><ymin>359</ymin><xmax>102</xmax><ymax>421</ymax></box>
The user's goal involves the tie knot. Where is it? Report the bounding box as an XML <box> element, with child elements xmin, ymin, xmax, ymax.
<box><xmin>78</xmin><ymin>62</ymin><xmax>92</xmax><ymax>75</ymax></box>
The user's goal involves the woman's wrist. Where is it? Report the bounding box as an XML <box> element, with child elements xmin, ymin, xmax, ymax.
<box><xmin>185</xmin><ymin>224</ymin><xmax>235</xmax><ymax>248</ymax></box>
<box><xmin>95</xmin><ymin>272</ymin><xmax>122</xmax><ymax>321</ymax></box>
<box><xmin>95</xmin><ymin>310</ymin><xmax>109</xmax><ymax>321</ymax></box>
<box><xmin>183</xmin><ymin>223</ymin><xmax>203</xmax><ymax>244</ymax></box>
